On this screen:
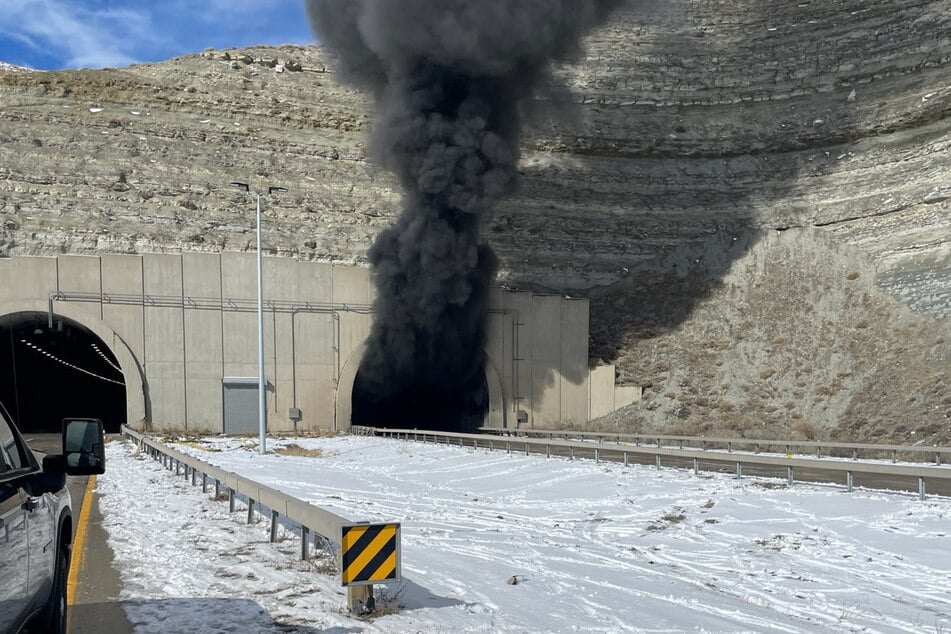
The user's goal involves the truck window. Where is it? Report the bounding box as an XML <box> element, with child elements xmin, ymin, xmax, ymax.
<box><xmin>0</xmin><ymin>410</ymin><xmax>24</xmax><ymax>472</ymax></box>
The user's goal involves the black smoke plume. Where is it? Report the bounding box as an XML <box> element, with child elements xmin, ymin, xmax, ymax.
<box><xmin>306</xmin><ymin>1</ymin><xmax>625</xmax><ymax>431</ymax></box>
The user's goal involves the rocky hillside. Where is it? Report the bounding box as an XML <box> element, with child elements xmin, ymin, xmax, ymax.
<box><xmin>0</xmin><ymin>0</ymin><xmax>948</xmax><ymax>444</ymax></box>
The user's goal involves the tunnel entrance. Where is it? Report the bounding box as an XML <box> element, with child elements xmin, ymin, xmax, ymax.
<box><xmin>0</xmin><ymin>312</ymin><xmax>126</xmax><ymax>433</ymax></box>
<box><xmin>351</xmin><ymin>368</ymin><xmax>489</xmax><ymax>433</ymax></box>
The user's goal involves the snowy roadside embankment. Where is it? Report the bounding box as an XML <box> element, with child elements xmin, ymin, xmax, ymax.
<box><xmin>99</xmin><ymin>435</ymin><xmax>951</xmax><ymax>633</ymax></box>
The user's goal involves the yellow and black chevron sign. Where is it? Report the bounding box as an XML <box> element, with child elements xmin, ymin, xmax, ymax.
<box><xmin>340</xmin><ymin>522</ymin><xmax>401</xmax><ymax>586</ymax></box>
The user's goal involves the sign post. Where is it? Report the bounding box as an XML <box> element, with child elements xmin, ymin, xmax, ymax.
<box><xmin>340</xmin><ymin>522</ymin><xmax>401</xmax><ymax>614</ymax></box>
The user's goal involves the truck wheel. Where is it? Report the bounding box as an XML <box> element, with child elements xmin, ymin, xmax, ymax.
<box><xmin>34</xmin><ymin>541</ymin><xmax>69</xmax><ymax>634</ymax></box>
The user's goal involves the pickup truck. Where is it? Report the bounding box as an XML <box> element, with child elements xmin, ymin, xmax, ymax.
<box><xmin>0</xmin><ymin>405</ymin><xmax>106</xmax><ymax>634</ymax></box>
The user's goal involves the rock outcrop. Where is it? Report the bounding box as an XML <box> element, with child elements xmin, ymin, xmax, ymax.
<box><xmin>1</xmin><ymin>0</ymin><xmax>948</xmax><ymax>443</ymax></box>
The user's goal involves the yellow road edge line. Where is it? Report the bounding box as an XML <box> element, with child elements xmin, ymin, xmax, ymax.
<box><xmin>66</xmin><ymin>474</ymin><xmax>97</xmax><ymax>631</ymax></box>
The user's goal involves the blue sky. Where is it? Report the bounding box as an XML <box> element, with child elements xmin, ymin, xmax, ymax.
<box><xmin>0</xmin><ymin>0</ymin><xmax>316</xmax><ymax>70</ymax></box>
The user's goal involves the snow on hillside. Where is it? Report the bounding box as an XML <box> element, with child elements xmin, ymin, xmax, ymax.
<box><xmin>0</xmin><ymin>61</ymin><xmax>34</xmax><ymax>74</ymax></box>
<box><xmin>98</xmin><ymin>435</ymin><xmax>951</xmax><ymax>633</ymax></box>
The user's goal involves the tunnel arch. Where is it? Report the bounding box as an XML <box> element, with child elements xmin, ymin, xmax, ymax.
<box><xmin>335</xmin><ymin>343</ymin><xmax>505</xmax><ymax>432</ymax></box>
<box><xmin>0</xmin><ymin>300</ymin><xmax>146</xmax><ymax>433</ymax></box>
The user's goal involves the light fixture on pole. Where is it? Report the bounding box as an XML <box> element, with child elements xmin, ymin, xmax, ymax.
<box><xmin>230</xmin><ymin>181</ymin><xmax>287</xmax><ymax>455</ymax></box>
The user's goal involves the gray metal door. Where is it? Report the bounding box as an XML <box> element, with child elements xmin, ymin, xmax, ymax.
<box><xmin>222</xmin><ymin>379</ymin><xmax>259</xmax><ymax>435</ymax></box>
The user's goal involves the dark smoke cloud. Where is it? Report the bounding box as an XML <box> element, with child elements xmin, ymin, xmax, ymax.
<box><xmin>306</xmin><ymin>0</ymin><xmax>626</xmax><ymax>430</ymax></box>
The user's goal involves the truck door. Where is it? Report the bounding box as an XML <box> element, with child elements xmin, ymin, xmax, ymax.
<box><xmin>25</xmin><ymin>481</ymin><xmax>56</xmax><ymax>609</ymax></box>
<box><xmin>0</xmin><ymin>416</ymin><xmax>32</xmax><ymax>632</ymax></box>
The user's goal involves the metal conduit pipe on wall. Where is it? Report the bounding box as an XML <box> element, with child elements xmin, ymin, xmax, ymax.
<box><xmin>51</xmin><ymin>290</ymin><xmax>523</xmax><ymax>432</ymax></box>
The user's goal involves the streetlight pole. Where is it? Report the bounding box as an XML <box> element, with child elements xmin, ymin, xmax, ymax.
<box><xmin>231</xmin><ymin>182</ymin><xmax>287</xmax><ymax>455</ymax></box>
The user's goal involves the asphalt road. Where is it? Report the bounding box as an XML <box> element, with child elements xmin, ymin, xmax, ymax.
<box><xmin>24</xmin><ymin>434</ymin><xmax>132</xmax><ymax>634</ymax></box>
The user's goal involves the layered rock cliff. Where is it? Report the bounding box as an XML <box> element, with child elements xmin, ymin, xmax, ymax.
<box><xmin>1</xmin><ymin>0</ymin><xmax>948</xmax><ymax>443</ymax></box>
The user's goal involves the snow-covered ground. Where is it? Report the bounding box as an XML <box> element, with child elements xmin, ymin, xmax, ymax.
<box><xmin>97</xmin><ymin>435</ymin><xmax>951</xmax><ymax>633</ymax></box>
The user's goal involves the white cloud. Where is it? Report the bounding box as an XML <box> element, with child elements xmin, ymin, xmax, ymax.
<box><xmin>1</xmin><ymin>0</ymin><xmax>157</xmax><ymax>68</ymax></box>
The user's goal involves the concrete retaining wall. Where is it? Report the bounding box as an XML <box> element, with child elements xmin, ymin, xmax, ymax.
<box><xmin>0</xmin><ymin>253</ymin><xmax>628</xmax><ymax>432</ymax></box>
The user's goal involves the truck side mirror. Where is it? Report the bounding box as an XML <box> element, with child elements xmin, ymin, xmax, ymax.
<box><xmin>62</xmin><ymin>418</ymin><xmax>106</xmax><ymax>476</ymax></box>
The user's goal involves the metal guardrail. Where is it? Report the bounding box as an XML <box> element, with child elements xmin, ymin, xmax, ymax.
<box><xmin>478</xmin><ymin>427</ymin><xmax>951</xmax><ymax>465</ymax></box>
<box><xmin>122</xmin><ymin>425</ymin><xmax>346</xmax><ymax>558</ymax></box>
<box><xmin>120</xmin><ymin>426</ymin><xmax>381</xmax><ymax>612</ymax></box>
<box><xmin>361</xmin><ymin>427</ymin><xmax>951</xmax><ymax>500</ymax></box>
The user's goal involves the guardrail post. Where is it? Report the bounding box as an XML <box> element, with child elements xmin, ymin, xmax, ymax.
<box><xmin>937</xmin><ymin>453</ymin><xmax>942</xmax><ymax>466</ymax></box>
<box><xmin>693</xmin><ymin>458</ymin><xmax>699</xmax><ymax>475</ymax></box>
<box><xmin>655</xmin><ymin>455</ymin><xmax>661</xmax><ymax>470</ymax></box>
<box><xmin>787</xmin><ymin>466</ymin><xmax>794</xmax><ymax>485</ymax></box>
<box><xmin>735</xmin><ymin>462</ymin><xmax>742</xmax><ymax>479</ymax></box>
<box><xmin>728</xmin><ymin>442</ymin><xmax>733</xmax><ymax>453</ymax></box>
<box><xmin>817</xmin><ymin>445</ymin><xmax>822</xmax><ymax>459</ymax></box>
<box><xmin>919</xmin><ymin>477</ymin><xmax>926</xmax><ymax>501</ymax></box>
<box><xmin>300</xmin><ymin>526</ymin><xmax>309</xmax><ymax>560</ymax></box>
<box><xmin>569</xmin><ymin>446</ymin><xmax>574</xmax><ymax>461</ymax></box>
<box><xmin>506</xmin><ymin>441</ymin><xmax>511</xmax><ymax>454</ymax></box>
<box><xmin>489</xmin><ymin>440</ymin><xmax>494</xmax><ymax>451</ymax></box>
<box><xmin>595</xmin><ymin>448</ymin><xmax>599</xmax><ymax>464</ymax></box>
<box><xmin>270</xmin><ymin>510</ymin><xmax>279</xmax><ymax>542</ymax></box>
<box><xmin>623</xmin><ymin>451</ymin><xmax>628</xmax><ymax>467</ymax></box>
<box><xmin>247</xmin><ymin>499</ymin><xmax>255</xmax><ymax>524</ymax></box>
<box><xmin>191</xmin><ymin>468</ymin><xmax>197</xmax><ymax>486</ymax></box>
<box><xmin>847</xmin><ymin>471</ymin><xmax>853</xmax><ymax>493</ymax></box>
<box><xmin>229</xmin><ymin>489</ymin><xmax>235</xmax><ymax>513</ymax></box>
<box><xmin>892</xmin><ymin>450</ymin><xmax>897</xmax><ymax>463</ymax></box>
<box><xmin>679</xmin><ymin>440</ymin><xmax>684</xmax><ymax>451</ymax></box>
<box><xmin>852</xmin><ymin>450</ymin><xmax>857</xmax><ymax>461</ymax></box>
<box><xmin>202</xmin><ymin>473</ymin><xmax>207</xmax><ymax>493</ymax></box>
<box><xmin>525</xmin><ymin>442</ymin><xmax>530</xmax><ymax>456</ymax></box>
<box><xmin>546</xmin><ymin>444</ymin><xmax>551</xmax><ymax>459</ymax></box>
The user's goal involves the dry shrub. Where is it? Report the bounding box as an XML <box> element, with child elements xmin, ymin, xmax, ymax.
<box><xmin>846</xmin><ymin>271</ymin><xmax>860</xmax><ymax>280</ymax></box>
<box><xmin>791</xmin><ymin>418</ymin><xmax>818</xmax><ymax>440</ymax></box>
<box><xmin>275</xmin><ymin>443</ymin><xmax>323</xmax><ymax>458</ymax></box>
<box><xmin>759</xmin><ymin>367</ymin><xmax>776</xmax><ymax>380</ymax></box>
<box><xmin>359</xmin><ymin>584</ymin><xmax>406</xmax><ymax>620</ymax></box>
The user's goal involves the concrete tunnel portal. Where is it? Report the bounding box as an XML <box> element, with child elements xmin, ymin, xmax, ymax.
<box><xmin>350</xmin><ymin>365</ymin><xmax>490</xmax><ymax>433</ymax></box>
<box><xmin>0</xmin><ymin>311</ymin><xmax>126</xmax><ymax>433</ymax></box>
